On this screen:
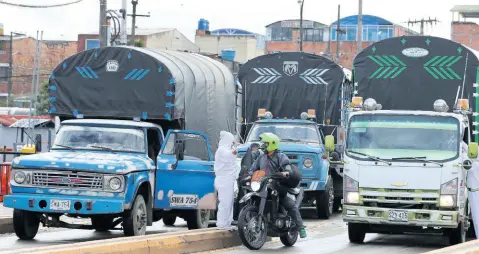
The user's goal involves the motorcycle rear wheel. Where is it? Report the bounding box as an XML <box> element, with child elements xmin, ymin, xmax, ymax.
<box><xmin>238</xmin><ymin>204</ymin><xmax>267</xmax><ymax>250</ymax></box>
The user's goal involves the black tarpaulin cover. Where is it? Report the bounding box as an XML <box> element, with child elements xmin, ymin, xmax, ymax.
<box><xmin>353</xmin><ymin>36</ymin><xmax>479</xmax><ymax>113</ymax></box>
<box><xmin>238</xmin><ymin>52</ymin><xmax>345</xmax><ymax>125</ymax></box>
<box><xmin>49</xmin><ymin>47</ymin><xmax>236</xmax><ymax>152</ymax></box>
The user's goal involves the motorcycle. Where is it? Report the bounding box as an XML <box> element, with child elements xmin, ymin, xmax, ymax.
<box><xmin>237</xmin><ymin>169</ymin><xmax>304</xmax><ymax>250</ymax></box>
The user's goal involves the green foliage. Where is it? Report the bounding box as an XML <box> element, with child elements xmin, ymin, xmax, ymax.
<box><xmin>135</xmin><ymin>40</ymin><xmax>145</xmax><ymax>47</ymax></box>
<box><xmin>37</xmin><ymin>80</ymin><xmax>50</xmax><ymax>115</ymax></box>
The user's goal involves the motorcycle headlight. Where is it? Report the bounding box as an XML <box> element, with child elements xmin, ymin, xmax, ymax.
<box><xmin>251</xmin><ymin>181</ymin><xmax>261</xmax><ymax>192</ymax></box>
<box><xmin>14</xmin><ymin>171</ymin><xmax>26</xmax><ymax>184</ymax></box>
<box><xmin>109</xmin><ymin>177</ymin><xmax>122</xmax><ymax>191</ymax></box>
<box><xmin>303</xmin><ymin>158</ymin><xmax>313</xmax><ymax>168</ymax></box>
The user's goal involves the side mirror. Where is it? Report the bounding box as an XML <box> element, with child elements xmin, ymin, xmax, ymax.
<box><xmin>34</xmin><ymin>134</ymin><xmax>42</xmax><ymax>153</ymax></box>
<box><xmin>324</xmin><ymin>135</ymin><xmax>335</xmax><ymax>153</ymax></box>
<box><xmin>469</xmin><ymin>142</ymin><xmax>478</xmax><ymax>159</ymax></box>
<box><xmin>175</xmin><ymin>141</ymin><xmax>184</xmax><ymax>161</ymax></box>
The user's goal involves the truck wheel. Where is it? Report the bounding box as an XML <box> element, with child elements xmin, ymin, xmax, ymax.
<box><xmin>162</xmin><ymin>215</ymin><xmax>176</xmax><ymax>226</ymax></box>
<box><xmin>449</xmin><ymin>220</ymin><xmax>466</xmax><ymax>245</ymax></box>
<box><xmin>13</xmin><ymin>209</ymin><xmax>40</xmax><ymax>240</ymax></box>
<box><xmin>348</xmin><ymin>223</ymin><xmax>366</xmax><ymax>244</ymax></box>
<box><xmin>316</xmin><ymin>176</ymin><xmax>334</xmax><ymax>219</ymax></box>
<box><xmin>186</xmin><ymin>209</ymin><xmax>210</xmax><ymax>230</ymax></box>
<box><xmin>123</xmin><ymin>195</ymin><xmax>147</xmax><ymax>236</ymax></box>
<box><xmin>91</xmin><ymin>216</ymin><xmax>114</xmax><ymax>232</ymax></box>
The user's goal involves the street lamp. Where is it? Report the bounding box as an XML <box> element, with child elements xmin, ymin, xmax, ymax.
<box><xmin>8</xmin><ymin>32</ymin><xmax>26</xmax><ymax>106</ymax></box>
<box><xmin>298</xmin><ymin>0</ymin><xmax>304</xmax><ymax>52</ymax></box>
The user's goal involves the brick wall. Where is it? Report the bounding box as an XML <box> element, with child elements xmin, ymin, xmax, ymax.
<box><xmin>452</xmin><ymin>22</ymin><xmax>479</xmax><ymax>51</ymax></box>
<box><xmin>0</xmin><ymin>37</ymin><xmax>77</xmax><ymax>95</ymax></box>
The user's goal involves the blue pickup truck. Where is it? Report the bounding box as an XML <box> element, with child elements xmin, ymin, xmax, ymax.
<box><xmin>236</xmin><ymin>52</ymin><xmax>352</xmax><ymax>219</ymax></box>
<box><xmin>4</xmin><ymin>47</ymin><xmax>237</xmax><ymax>239</ymax></box>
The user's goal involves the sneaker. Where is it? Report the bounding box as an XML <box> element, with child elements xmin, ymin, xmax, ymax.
<box><xmin>299</xmin><ymin>226</ymin><xmax>307</xmax><ymax>238</ymax></box>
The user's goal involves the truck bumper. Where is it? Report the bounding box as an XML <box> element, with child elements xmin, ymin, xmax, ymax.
<box><xmin>301</xmin><ymin>179</ymin><xmax>325</xmax><ymax>191</ymax></box>
<box><xmin>4</xmin><ymin>194</ymin><xmax>125</xmax><ymax>215</ymax></box>
<box><xmin>342</xmin><ymin>205</ymin><xmax>459</xmax><ymax>229</ymax></box>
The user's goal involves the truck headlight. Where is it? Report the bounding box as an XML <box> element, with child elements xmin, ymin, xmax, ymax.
<box><xmin>303</xmin><ymin>158</ymin><xmax>313</xmax><ymax>168</ymax></box>
<box><xmin>103</xmin><ymin>175</ymin><xmax>124</xmax><ymax>192</ymax></box>
<box><xmin>345</xmin><ymin>192</ymin><xmax>359</xmax><ymax>204</ymax></box>
<box><xmin>13</xmin><ymin>171</ymin><xmax>26</xmax><ymax>184</ymax></box>
<box><xmin>440</xmin><ymin>178</ymin><xmax>458</xmax><ymax>208</ymax></box>
<box><xmin>344</xmin><ymin>175</ymin><xmax>359</xmax><ymax>192</ymax></box>
<box><xmin>109</xmin><ymin>177</ymin><xmax>122</xmax><ymax>191</ymax></box>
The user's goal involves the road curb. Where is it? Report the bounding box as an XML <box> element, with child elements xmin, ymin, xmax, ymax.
<box><xmin>423</xmin><ymin>240</ymin><xmax>479</xmax><ymax>254</ymax></box>
<box><xmin>0</xmin><ymin>228</ymin><xmax>265</xmax><ymax>254</ymax></box>
<box><xmin>0</xmin><ymin>217</ymin><xmax>13</xmax><ymax>234</ymax></box>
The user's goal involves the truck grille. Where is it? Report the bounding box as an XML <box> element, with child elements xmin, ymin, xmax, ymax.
<box><xmin>32</xmin><ymin>171</ymin><xmax>103</xmax><ymax>189</ymax></box>
<box><xmin>360</xmin><ymin>188</ymin><xmax>439</xmax><ymax>210</ymax></box>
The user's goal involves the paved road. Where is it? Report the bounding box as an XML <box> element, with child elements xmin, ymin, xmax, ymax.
<box><xmin>203</xmin><ymin>212</ymin><xmax>470</xmax><ymax>254</ymax></box>
<box><xmin>0</xmin><ymin>204</ymin><xmax>12</xmax><ymax>218</ymax></box>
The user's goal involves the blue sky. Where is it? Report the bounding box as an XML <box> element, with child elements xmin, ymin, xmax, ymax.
<box><xmin>0</xmin><ymin>0</ymin><xmax>478</xmax><ymax>41</ymax></box>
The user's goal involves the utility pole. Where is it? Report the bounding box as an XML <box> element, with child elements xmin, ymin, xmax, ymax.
<box><xmin>336</xmin><ymin>5</ymin><xmax>346</xmax><ymax>64</ymax></box>
<box><xmin>120</xmin><ymin>0</ymin><xmax>128</xmax><ymax>45</ymax></box>
<box><xmin>407</xmin><ymin>17</ymin><xmax>438</xmax><ymax>35</ymax></box>
<box><xmin>8</xmin><ymin>31</ymin><xmax>25</xmax><ymax>107</ymax></box>
<box><xmin>99</xmin><ymin>0</ymin><xmax>108</xmax><ymax>47</ymax></box>
<box><xmin>128</xmin><ymin>0</ymin><xmax>150</xmax><ymax>46</ymax></box>
<box><xmin>357</xmin><ymin>0</ymin><xmax>363</xmax><ymax>53</ymax></box>
<box><xmin>298</xmin><ymin>0</ymin><xmax>304</xmax><ymax>52</ymax></box>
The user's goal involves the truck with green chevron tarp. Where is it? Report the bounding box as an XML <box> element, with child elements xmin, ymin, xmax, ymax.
<box><xmin>342</xmin><ymin>36</ymin><xmax>479</xmax><ymax>246</ymax></box>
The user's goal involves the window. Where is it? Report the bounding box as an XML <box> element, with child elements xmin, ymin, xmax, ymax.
<box><xmin>270</xmin><ymin>27</ymin><xmax>293</xmax><ymax>42</ymax></box>
<box><xmin>302</xmin><ymin>29</ymin><xmax>323</xmax><ymax>42</ymax></box>
<box><xmin>0</xmin><ymin>66</ymin><xmax>8</xmax><ymax>83</ymax></box>
<box><xmin>347</xmin><ymin>26</ymin><xmax>357</xmax><ymax>41</ymax></box>
<box><xmin>85</xmin><ymin>39</ymin><xmax>100</xmax><ymax>50</ymax></box>
<box><xmin>247</xmin><ymin>123</ymin><xmax>321</xmax><ymax>144</ymax></box>
<box><xmin>367</xmin><ymin>26</ymin><xmax>378</xmax><ymax>41</ymax></box>
<box><xmin>163</xmin><ymin>132</ymin><xmax>210</xmax><ymax>161</ymax></box>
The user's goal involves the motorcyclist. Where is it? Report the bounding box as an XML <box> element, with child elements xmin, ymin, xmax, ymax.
<box><xmin>247</xmin><ymin>132</ymin><xmax>307</xmax><ymax>238</ymax></box>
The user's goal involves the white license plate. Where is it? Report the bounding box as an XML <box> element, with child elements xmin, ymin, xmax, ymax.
<box><xmin>388</xmin><ymin>210</ymin><xmax>408</xmax><ymax>222</ymax></box>
<box><xmin>50</xmin><ymin>200</ymin><xmax>71</xmax><ymax>211</ymax></box>
<box><xmin>169</xmin><ymin>195</ymin><xmax>198</xmax><ymax>207</ymax></box>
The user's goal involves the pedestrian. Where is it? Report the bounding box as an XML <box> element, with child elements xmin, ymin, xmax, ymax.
<box><xmin>214</xmin><ymin>131</ymin><xmax>238</xmax><ymax>231</ymax></box>
<box><xmin>468</xmin><ymin>142</ymin><xmax>479</xmax><ymax>238</ymax></box>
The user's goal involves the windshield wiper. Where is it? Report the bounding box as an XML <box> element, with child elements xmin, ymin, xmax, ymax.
<box><xmin>54</xmin><ymin>144</ymin><xmax>75</xmax><ymax>151</ymax></box>
<box><xmin>281</xmin><ymin>138</ymin><xmax>301</xmax><ymax>142</ymax></box>
<box><xmin>90</xmin><ymin>145</ymin><xmax>116</xmax><ymax>154</ymax></box>
<box><xmin>391</xmin><ymin>156</ymin><xmax>443</xmax><ymax>167</ymax></box>
<box><xmin>347</xmin><ymin>150</ymin><xmax>391</xmax><ymax>166</ymax></box>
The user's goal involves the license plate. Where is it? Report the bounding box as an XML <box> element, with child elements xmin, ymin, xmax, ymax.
<box><xmin>388</xmin><ymin>210</ymin><xmax>408</xmax><ymax>222</ymax></box>
<box><xmin>50</xmin><ymin>200</ymin><xmax>71</xmax><ymax>211</ymax></box>
<box><xmin>169</xmin><ymin>195</ymin><xmax>198</xmax><ymax>207</ymax></box>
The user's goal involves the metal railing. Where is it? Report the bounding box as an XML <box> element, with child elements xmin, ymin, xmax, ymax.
<box><xmin>0</xmin><ymin>146</ymin><xmax>36</xmax><ymax>203</ymax></box>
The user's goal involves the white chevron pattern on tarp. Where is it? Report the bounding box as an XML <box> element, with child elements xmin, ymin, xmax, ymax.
<box><xmin>251</xmin><ymin>68</ymin><xmax>282</xmax><ymax>84</ymax></box>
<box><xmin>299</xmin><ymin>68</ymin><xmax>329</xmax><ymax>85</ymax></box>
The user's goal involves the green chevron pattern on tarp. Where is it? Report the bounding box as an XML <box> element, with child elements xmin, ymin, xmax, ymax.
<box><xmin>368</xmin><ymin>55</ymin><xmax>407</xmax><ymax>79</ymax></box>
<box><xmin>423</xmin><ymin>55</ymin><xmax>463</xmax><ymax>80</ymax></box>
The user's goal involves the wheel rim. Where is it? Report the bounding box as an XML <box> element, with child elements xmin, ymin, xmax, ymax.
<box><xmin>242</xmin><ymin>209</ymin><xmax>265</xmax><ymax>247</ymax></box>
<box><xmin>328</xmin><ymin>184</ymin><xmax>334</xmax><ymax>215</ymax></box>
<box><xmin>135</xmin><ymin>203</ymin><xmax>147</xmax><ymax>232</ymax></box>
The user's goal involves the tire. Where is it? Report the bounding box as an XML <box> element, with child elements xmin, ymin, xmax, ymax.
<box><xmin>449</xmin><ymin>220</ymin><xmax>466</xmax><ymax>245</ymax></box>
<box><xmin>162</xmin><ymin>215</ymin><xmax>176</xmax><ymax>226</ymax></box>
<box><xmin>238</xmin><ymin>205</ymin><xmax>267</xmax><ymax>250</ymax></box>
<box><xmin>123</xmin><ymin>195</ymin><xmax>147</xmax><ymax>236</ymax></box>
<box><xmin>316</xmin><ymin>176</ymin><xmax>334</xmax><ymax>219</ymax></box>
<box><xmin>348</xmin><ymin>223</ymin><xmax>366</xmax><ymax>244</ymax></box>
<box><xmin>333</xmin><ymin>198</ymin><xmax>342</xmax><ymax>213</ymax></box>
<box><xmin>280</xmin><ymin>231</ymin><xmax>299</xmax><ymax>247</ymax></box>
<box><xmin>91</xmin><ymin>216</ymin><xmax>114</xmax><ymax>232</ymax></box>
<box><xmin>186</xmin><ymin>209</ymin><xmax>210</xmax><ymax>230</ymax></box>
<box><xmin>13</xmin><ymin>209</ymin><xmax>40</xmax><ymax>240</ymax></box>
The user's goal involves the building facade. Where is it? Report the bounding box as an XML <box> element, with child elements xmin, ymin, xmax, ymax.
<box><xmin>265</xmin><ymin>16</ymin><xmax>418</xmax><ymax>68</ymax></box>
<box><xmin>451</xmin><ymin>5</ymin><xmax>479</xmax><ymax>51</ymax></box>
<box><xmin>195</xmin><ymin>27</ymin><xmax>265</xmax><ymax>63</ymax></box>
<box><xmin>77</xmin><ymin>28</ymin><xmax>199</xmax><ymax>53</ymax></box>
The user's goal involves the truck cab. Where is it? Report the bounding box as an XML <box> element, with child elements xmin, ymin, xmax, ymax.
<box><xmin>343</xmin><ymin>97</ymin><xmax>476</xmax><ymax>245</ymax></box>
<box><xmin>4</xmin><ymin>119</ymin><xmax>215</xmax><ymax>240</ymax></box>
<box><xmin>237</xmin><ymin>109</ymin><xmax>337</xmax><ymax>219</ymax></box>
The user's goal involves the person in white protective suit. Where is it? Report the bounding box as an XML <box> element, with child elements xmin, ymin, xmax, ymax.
<box><xmin>467</xmin><ymin>142</ymin><xmax>479</xmax><ymax>238</ymax></box>
<box><xmin>214</xmin><ymin>131</ymin><xmax>239</xmax><ymax>230</ymax></box>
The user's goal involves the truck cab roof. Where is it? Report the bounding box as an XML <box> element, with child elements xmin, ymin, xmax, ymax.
<box><xmin>61</xmin><ymin>119</ymin><xmax>162</xmax><ymax>129</ymax></box>
<box><xmin>255</xmin><ymin>119</ymin><xmax>316</xmax><ymax>124</ymax></box>
<box><xmin>350</xmin><ymin>109</ymin><xmax>467</xmax><ymax>121</ymax></box>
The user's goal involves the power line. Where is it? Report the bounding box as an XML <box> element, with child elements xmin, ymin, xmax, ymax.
<box><xmin>0</xmin><ymin>0</ymin><xmax>83</xmax><ymax>8</ymax></box>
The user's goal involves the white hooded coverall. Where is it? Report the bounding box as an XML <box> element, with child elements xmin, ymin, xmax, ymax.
<box><xmin>467</xmin><ymin>152</ymin><xmax>479</xmax><ymax>238</ymax></box>
<box><xmin>214</xmin><ymin>131</ymin><xmax>238</xmax><ymax>230</ymax></box>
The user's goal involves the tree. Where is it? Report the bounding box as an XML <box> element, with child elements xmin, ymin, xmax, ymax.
<box><xmin>135</xmin><ymin>40</ymin><xmax>145</xmax><ymax>47</ymax></box>
<box><xmin>37</xmin><ymin>80</ymin><xmax>50</xmax><ymax>115</ymax></box>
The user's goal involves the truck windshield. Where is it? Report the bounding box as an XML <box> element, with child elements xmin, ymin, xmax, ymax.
<box><xmin>346</xmin><ymin>114</ymin><xmax>460</xmax><ymax>161</ymax></box>
<box><xmin>53</xmin><ymin>125</ymin><xmax>145</xmax><ymax>153</ymax></box>
<box><xmin>247</xmin><ymin>123</ymin><xmax>320</xmax><ymax>144</ymax></box>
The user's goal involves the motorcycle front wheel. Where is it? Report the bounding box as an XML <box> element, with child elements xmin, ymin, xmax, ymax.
<box><xmin>238</xmin><ymin>204</ymin><xmax>267</xmax><ymax>250</ymax></box>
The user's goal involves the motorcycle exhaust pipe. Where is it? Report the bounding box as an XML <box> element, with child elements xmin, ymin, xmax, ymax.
<box><xmin>295</xmin><ymin>188</ymin><xmax>304</xmax><ymax>208</ymax></box>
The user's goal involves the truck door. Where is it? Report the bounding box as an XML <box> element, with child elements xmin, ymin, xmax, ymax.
<box><xmin>154</xmin><ymin>130</ymin><xmax>216</xmax><ymax>210</ymax></box>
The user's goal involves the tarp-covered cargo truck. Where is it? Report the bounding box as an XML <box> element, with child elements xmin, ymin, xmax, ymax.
<box><xmin>343</xmin><ymin>36</ymin><xmax>479</xmax><ymax>245</ymax></box>
<box><xmin>236</xmin><ymin>52</ymin><xmax>353</xmax><ymax>219</ymax></box>
<box><xmin>4</xmin><ymin>47</ymin><xmax>236</xmax><ymax>239</ymax></box>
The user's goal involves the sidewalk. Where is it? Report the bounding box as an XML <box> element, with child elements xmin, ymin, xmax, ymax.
<box><xmin>0</xmin><ymin>203</ymin><xmax>13</xmax><ymax>234</ymax></box>
<box><xmin>0</xmin><ymin>204</ymin><xmax>12</xmax><ymax>218</ymax></box>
